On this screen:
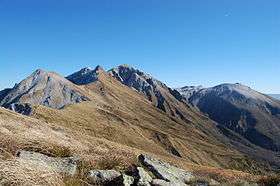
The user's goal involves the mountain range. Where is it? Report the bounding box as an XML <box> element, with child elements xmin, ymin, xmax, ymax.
<box><xmin>0</xmin><ymin>65</ymin><xmax>279</xmax><ymax>185</ymax></box>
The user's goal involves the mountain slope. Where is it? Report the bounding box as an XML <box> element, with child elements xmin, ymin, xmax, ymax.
<box><xmin>179</xmin><ymin>83</ymin><xmax>280</xmax><ymax>152</ymax></box>
<box><xmin>0</xmin><ymin>69</ymin><xmax>90</xmax><ymax>113</ymax></box>
<box><xmin>108</xmin><ymin>65</ymin><xmax>205</xmax><ymax>123</ymax></box>
<box><xmin>33</xmin><ymin>66</ymin><xmax>280</xmax><ymax>173</ymax></box>
<box><xmin>1</xmin><ymin>66</ymin><xmax>280</xmax><ymax>174</ymax></box>
<box><xmin>0</xmin><ymin>97</ymin><xmax>261</xmax><ymax>185</ymax></box>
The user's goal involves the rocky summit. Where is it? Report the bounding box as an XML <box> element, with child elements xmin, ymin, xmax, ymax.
<box><xmin>66</xmin><ymin>65</ymin><xmax>104</xmax><ymax>85</ymax></box>
<box><xmin>0</xmin><ymin>69</ymin><xmax>89</xmax><ymax>114</ymax></box>
<box><xmin>108</xmin><ymin>65</ymin><xmax>194</xmax><ymax>121</ymax></box>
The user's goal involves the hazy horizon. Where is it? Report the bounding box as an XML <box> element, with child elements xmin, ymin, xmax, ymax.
<box><xmin>0</xmin><ymin>1</ymin><xmax>279</xmax><ymax>93</ymax></box>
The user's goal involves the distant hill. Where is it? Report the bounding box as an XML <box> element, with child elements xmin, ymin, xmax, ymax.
<box><xmin>178</xmin><ymin>83</ymin><xmax>280</xmax><ymax>153</ymax></box>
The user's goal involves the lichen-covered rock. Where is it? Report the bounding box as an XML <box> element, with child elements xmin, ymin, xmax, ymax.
<box><xmin>87</xmin><ymin>170</ymin><xmax>122</xmax><ymax>185</ymax></box>
<box><xmin>123</xmin><ymin>174</ymin><xmax>135</xmax><ymax>186</ymax></box>
<box><xmin>136</xmin><ymin>167</ymin><xmax>153</xmax><ymax>186</ymax></box>
<box><xmin>17</xmin><ymin>150</ymin><xmax>79</xmax><ymax>176</ymax></box>
<box><xmin>139</xmin><ymin>154</ymin><xmax>194</xmax><ymax>184</ymax></box>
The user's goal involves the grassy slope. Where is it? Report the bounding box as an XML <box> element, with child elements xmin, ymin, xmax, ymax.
<box><xmin>0</xmin><ymin>106</ymin><xmax>262</xmax><ymax>185</ymax></box>
<box><xmin>32</xmin><ymin>70</ymin><xmax>265</xmax><ymax>173</ymax></box>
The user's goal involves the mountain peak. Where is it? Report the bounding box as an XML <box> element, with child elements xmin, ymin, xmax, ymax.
<box><xmin>93</xmin><ymin>65</ymin><xmax>105</xmax><ymax>72</ymax></box>
<box><xmin>66</xmin><ymin>66</ymin><xmax>105</xmax><ymax>85</ymax></box>
<box><xmin>80</xmin><ymin>67</ymin><xmax>93</xmax><ymax>73</ymax></box>
<box><xmin>34</xmin><ymin>68</ymin><xmax>46</xmax><ymax>73</ymax></box>
<box><xmin>0</xmin><ymin>69</ymin><xmax>89</xmax><ymax>113</ymax></box>
<box><xmin>31</xmin><ymin>69</ymin><xmax>47</xmax><ymax>77</ymax></box>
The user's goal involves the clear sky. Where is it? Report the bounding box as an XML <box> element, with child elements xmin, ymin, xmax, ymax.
<box><xmin>0</xmin><ymin>0</ymin><xmax>279</xmax><ymax>93</ymax></box>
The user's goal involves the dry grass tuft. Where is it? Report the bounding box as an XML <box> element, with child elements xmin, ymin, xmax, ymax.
<box><xmin>0</xmin><ymin>158</ymin><xmax>64</xmax><ymax>186</ymax></box>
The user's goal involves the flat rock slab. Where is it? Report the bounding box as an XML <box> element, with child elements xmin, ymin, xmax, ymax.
<box><xmin>87</xmin><ymin>170</ymin><xmax>122</xmax><ymax>185</ymax></box>
<box><xmin>17</xmin><ymin>150</ymin><xmax>79</xmax><ymax>176</ymax></box>
<box><xmin>137</xmin><ymin>167</ymin><xmax>153</xmax><ymax>186</ymax></box>
<box><xmin>139</xmin><ymin>154</ymin><xmax>194</xmax><ymax>184</ymax></box>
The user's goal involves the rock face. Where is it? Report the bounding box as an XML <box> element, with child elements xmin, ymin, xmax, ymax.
<box><xmin>176</xmin><ymin>86</ymin><xmax>203</xmax><ymax>100</ymax></box>
<box><xmin>179</xmin><ymin>83</ymin><xmax>280</xmax><ymax>151</ymax></box>
<box><xmin>87</xmin><ymin>170</ymin><xmax>122</xmax><ymax>185</ymax></box>
<box><xmin>0</xmin><ymin>69</ymin><xmax>89</xmax><ymax>113</ymax></box>
<box><xmin>17</xmin><ymin>150</ymin><xmax>79</xmax><ymax>176</ymax></box>
<box><xmin>139</xmin><ymin>154</ymin><xmax>194</xmax><ymax>185</ymax></box>
<box><xmin>8</xmin><ymin>103</ymin><xmax>33</xmax><ymax>115</ymax></box>
<box><xmin>0</xmin><ymin>88</ymin><xmax>12</xmax><ymax>101</ymax></box>
<box><xmin>66</xmin><ymin>66</ymin><xmax>104</xmax><ymax>85</ymax></box>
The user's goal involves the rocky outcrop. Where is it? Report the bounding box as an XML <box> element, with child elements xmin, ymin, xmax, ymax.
<box><xmin>87</xmin><ymin>169</ymin><xmax>122</xmax><ymax>185</ymax></box>
<box><xmin>136</xmin><ymin>167</ymin><xmax>153</xmax><ymax>186</ymax></box>
<box><xmin>123</xmin><ymin>174</ymin><xmax>135</xmax><ymax>186</ymax></box>
<box><xmin>17</xmin><ymin>150</ymin><xmax>79</xmax><ymax>176</ymax></box>
<box><xmin>176</xmin><ymin>86</ymin><xmax>203</xmax><ymax>100</ymax></box>
<box><xmin>139</xmin><ymin>154</ymin><xmax>194</xmax><ymax>185</ymax></box>
<box><xmin>66</xmin><ymin>66</ymin><xmax>104</xmax><ymax>85</ymax></box>
<box><xmin>0</xmin><ymin>69</ymin><xmax>89</xmax><ymax>114</ymax></box>
<box><xmin>0</xmin><ymin>88</ymin><xmax>11</xmax><ymax>101</ymax></box>
<box><xmin>8</xmin><ymin>103</ymin><xmax>33</xmax><ymax>115</ymax></box>
<box><xmin>85</xmin><ymin>154</ymin><xmax>196</xmax><ymax>186</ymax></box>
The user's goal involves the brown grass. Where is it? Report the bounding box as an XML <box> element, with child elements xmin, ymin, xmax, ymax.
<box><xmin>0</xmin><ymin>158</ymin><xmax>64</xmax><ymax>186</ymax></box>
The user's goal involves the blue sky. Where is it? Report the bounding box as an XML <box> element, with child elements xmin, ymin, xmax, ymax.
<box><xmin>0</xmin><ymin>0</ymin><xmax>279</xmax><ymax>93</ymax></box>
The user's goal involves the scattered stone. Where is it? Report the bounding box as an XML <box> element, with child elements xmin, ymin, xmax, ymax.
<box><xmin>139</xmin><ymin>154</ymin><xmax>194</xmax><ymax>184</ymax></box>
<box><xmin>123</xmin><ymin>174</ymin><xmax>135</xmax><ymax>186</ymax></box>
<box><xmin>87</xmin><ymin>170</ymin><xmax>122</xmax><ymax>185</ymax></box>
<box><xmin>136</xmin><ymin>167</ymin><xmax>153</xmax><ymax>186</ymax></box>
<box><xmin>17</xmin><ymin>150</ymin><xmax>79</xmax><ymax>176</ymax></box>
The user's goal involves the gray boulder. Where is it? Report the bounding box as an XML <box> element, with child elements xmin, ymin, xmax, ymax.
<box><xmin>136</xmin><ymin>167</ymin><xmax>153</xmax><ymax>186</ymax></box>
<box><xmin>123</xmin><ymin>174</ymin><xmax>135</xmax><ymax>186</ymax></box>
<box><xmin>87</xmin><ymin>170</ymin><xmax>122</xmax><ymax>185</ymax></box>
<box><xmin>17</xmin><ymin>150</ymin><xmax>79</xmax><ymax>176</ymax></box>
<box><xmin>139</xmin><ymin>154</ymin><xmax>194</xmax><ymax>184</ymax></box>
